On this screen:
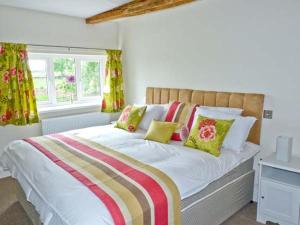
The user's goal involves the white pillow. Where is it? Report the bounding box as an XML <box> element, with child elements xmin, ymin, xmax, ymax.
<box><xmin>194</xmin><ymin>108</ymin><xmax>256</xmax><ymax>153</ymax></box>
<box><xmin>139</xmin><ymin>105</ymin><xmax>165</xmax><ymax>130</ymax></box>
<box><xmin>160</xmin><ymin>103</ymin><xmax>170</xmax><ymax>118</ymax></box>
<box><xmin>199</xmin><ymin>106</ymin><xmax>243</xmax><ymax>115</ymax></box>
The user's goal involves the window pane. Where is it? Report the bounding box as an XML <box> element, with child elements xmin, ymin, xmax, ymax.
<box><xmin>29</xmin><ymin>59</ymin><xmax>49</xmax><ymax>102</ymax></box>
<box><xmin>53</xmin><ymin>57</ymin><xmax>77</xmax><ymax>103</ymax></box>
<box><xmin>80</xmin><ymin>60</ymin><xmax>101</xmax><ymax>97</ymax></box>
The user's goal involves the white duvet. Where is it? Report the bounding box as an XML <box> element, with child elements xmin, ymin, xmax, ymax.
<box><xmin>0</xmin><ymin>125</ymin><xmax>259</xmax><ymax>225</ymax></box>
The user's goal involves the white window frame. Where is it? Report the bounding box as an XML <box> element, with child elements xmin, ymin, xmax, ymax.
<box><xmin>28</xmin><ymin>52</ymin><xmax>106</xmax><ymax>109</ymax></box>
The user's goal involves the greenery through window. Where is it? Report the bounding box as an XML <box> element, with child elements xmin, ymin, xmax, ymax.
<box><xmin>53</xmin><ymin>57</ymin><xmax>77</xmax><ymax>103</ymax></box>
<box><xmin>28</xmin><ymin>53</ymin><xmax>105</xmax><ymax>108</ymax></box>
<box><xmin>81</xmin><ymin>60</ymin><xmax>101</xmax><ymax>97</ymax></box>
<box><xmin>29</xmin><ymin>59</ymin><xmax>49</xmax><ymax>102</ymax></box>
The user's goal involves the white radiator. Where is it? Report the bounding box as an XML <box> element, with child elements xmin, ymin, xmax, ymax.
<box><xmin>41</xmin><ymin>112</ymin><xmax>111</xmax><ymax>135</ymax></box>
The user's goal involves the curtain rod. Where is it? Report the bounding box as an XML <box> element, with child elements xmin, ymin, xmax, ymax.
<box><xmin>27</xmin><ymin>43</ymin><xmax>105</xmax><ymax>51</ymax></box>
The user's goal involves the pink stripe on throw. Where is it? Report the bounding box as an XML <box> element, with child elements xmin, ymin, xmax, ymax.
<box><xmin>52</xmin><ymin>134</ymin><xmax>169</xmax><ymax>225</ymax></box>
<box><xmin>165</xmin><ymin>101</ymin><xmax>181</xmax><ymax>122</ymax></box>
<box><xmin>23</xmin><ymin>138</ymin><xmax>126</xmax><ymax>225</ymax></box>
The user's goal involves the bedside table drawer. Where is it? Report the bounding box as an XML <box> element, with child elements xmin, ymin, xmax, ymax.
<box><xmin>259</xmin><ymin>179</ymin><xmax>300</xmax><ymax>225</ymax></box>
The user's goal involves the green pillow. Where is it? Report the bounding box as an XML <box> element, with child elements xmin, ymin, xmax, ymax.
<box><xmin>115</xmin><ymin>105</ymin><xmax>147</xmax><ymax>132</ymax></box>
<box><xmin>184</xmin><ymin>116</ymin><xmax>234</xmax><ymax>157</ymax></box>
<box><xmin>144</xmin><ymin>120</ymin><xmax>177</xmax><ymax>144</ymax></box>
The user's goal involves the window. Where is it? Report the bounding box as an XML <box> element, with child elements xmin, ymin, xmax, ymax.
<box><xmin>29</xmin><ymin>59</ymin><xmax>49</xmax><ymax>102</ymax></box>
<box><xmin>28</xmin><ymin>53</ymin><xmax>106</xmax><ymax>108</ymax></box>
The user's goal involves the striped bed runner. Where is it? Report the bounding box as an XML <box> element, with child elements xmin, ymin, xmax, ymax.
<box><xmin>24</xmin><ymin>134</ymin><xmax>181</xmax><ymax>225</ymax></box>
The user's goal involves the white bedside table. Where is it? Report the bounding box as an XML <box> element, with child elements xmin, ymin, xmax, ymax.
<box><xmin>257</xmin><ymin>153</ymin><xmax>300</xmax><ymax>225</ymax></box>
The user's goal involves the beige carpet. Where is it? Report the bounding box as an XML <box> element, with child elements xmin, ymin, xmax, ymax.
<box><xmin>0</xmin><ymin>202</ymin><xmax>33</xmax><ymax>225</ymax></box>
<box><xmin>0</xmin><ymin>177</ymin><xmax>276</xmax><ymax>225</ymax></box>
<box><xmin>0</xmin><ymin>177</ymin><xmax>32</xmax><ymax>225</ymax></box>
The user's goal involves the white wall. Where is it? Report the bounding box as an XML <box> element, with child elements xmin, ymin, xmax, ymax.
<box><xmin>0</xmin><ymin>6</ymin><xmax>119</xmax><ymax>172</ymax></box>
<box><xmin>119</xmin><ymin>0</ymin><xmax>300</xmax><ymax>158</ymax></box>
<box><xmin>0</xmin><ymin>6</ymin><xmax>118</xmax><ymax>48</ymax></box>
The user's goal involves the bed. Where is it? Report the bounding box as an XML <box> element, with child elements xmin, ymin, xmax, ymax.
<box><xmin>0</xmin><ymin>87</ymin><xmax>265</xmax><ymax>225</ymax></box>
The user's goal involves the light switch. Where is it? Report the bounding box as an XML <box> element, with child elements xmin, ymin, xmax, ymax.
<box><xmin>263</xmin><ymin>110</ymin><xmax>273</xmax><ymax>119</ymax></box>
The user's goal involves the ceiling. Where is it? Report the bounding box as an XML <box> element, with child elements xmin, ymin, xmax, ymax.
<box><xmin>0</xmin><ymin>0</ymin><xmax>131</xmax><ymax>18</ymax></box>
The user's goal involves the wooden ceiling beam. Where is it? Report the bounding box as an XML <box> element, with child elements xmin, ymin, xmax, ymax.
<box><xmin>86</xmin><ymin>0</ymin><xmax>195</xmax><ymax>24</ymax></box>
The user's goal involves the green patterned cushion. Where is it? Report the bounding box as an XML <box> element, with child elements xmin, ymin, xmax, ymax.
<box><xmin>115</xmin><ymin>105</ymin><xmax>147</xmax><ymax>132</ymax></box>
<box><xmin>184</xmin><ymin>115</ymin><xmax>234</xmax><ymax>157</ymax></box>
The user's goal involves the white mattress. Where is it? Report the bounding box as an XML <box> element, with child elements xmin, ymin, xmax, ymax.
<box><xmin>0</xmin><ymin>125</ymin><xmax>260</xmax><ymax>225</ymax></box>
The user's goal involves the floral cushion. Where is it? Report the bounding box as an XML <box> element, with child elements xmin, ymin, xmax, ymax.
<box><xmin>115</xmin><ymin>105</ymin><xmax>147</xmax><ymax>132</ymax></box>
<box><xmin>184</xmin><ymin>116</ymin><xmax>234</xmax><ymax>157</ymax></box>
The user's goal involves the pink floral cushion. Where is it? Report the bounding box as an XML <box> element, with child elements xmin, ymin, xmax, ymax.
<box><xmin>184</xmin><ymin>116</ymin><xmax>234</xmax><ymax>157</ymax></box>
<box><xmin>115</xmin><ymin>105</ymin><xmax>147</xmax><ymax>132</ymax></box>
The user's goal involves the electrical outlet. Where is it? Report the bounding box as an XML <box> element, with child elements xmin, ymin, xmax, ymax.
<box><xmin>263</xmin><ymin>110</ymin><xmax>273</xmax><ymax>119</ymax></box>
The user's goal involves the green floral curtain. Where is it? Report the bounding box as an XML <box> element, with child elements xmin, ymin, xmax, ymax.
<box><xmin>101</xmin><ymin>49</ymin><xmax>125</xmax><ymax>112</ymax></box>
<box><xmin>0</xmin><ymin>42</ymin><xmax>39</xmax><ymax>126</ymax></box>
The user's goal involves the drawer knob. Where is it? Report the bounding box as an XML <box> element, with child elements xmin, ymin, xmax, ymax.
<box><xmin>261</xmin><ymin>196</ymin><xmax>264</xmax><ymax>199</ymax></box>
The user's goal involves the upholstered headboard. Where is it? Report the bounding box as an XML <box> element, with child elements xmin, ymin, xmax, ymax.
<box><xmin>146</xmin><ymin>87</ymin><xmax>265</xmax><ymax>145</ymax></box>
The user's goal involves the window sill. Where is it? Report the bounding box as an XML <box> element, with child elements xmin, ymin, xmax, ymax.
<box><xmin>38</xmin><ymin>102</ymin><xmax>102</xmax><ymax>119</ymax></box>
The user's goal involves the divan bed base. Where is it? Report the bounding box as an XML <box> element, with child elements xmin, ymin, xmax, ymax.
<box><xmin>16</xmin><ymin>171</ymin><xmax>254</xmax><ymax>225</ymax></box>
<box><xmin>182</xmin><ymin>171</ymin><xmax>254</xmax><ymax>225</ymax></box>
